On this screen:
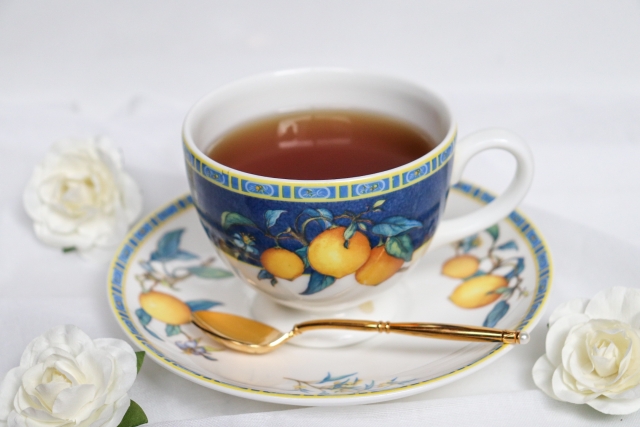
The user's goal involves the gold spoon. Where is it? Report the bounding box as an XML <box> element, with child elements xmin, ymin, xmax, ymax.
<box><xmin>191</xmin><ymin>311</ymin><xmax>529</xmax><ymax>355</ymax></box>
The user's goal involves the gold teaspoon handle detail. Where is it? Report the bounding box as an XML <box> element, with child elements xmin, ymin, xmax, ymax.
<box><xmin>293</xmin><ymin>320</ymin><xmax>527</xmax><ymax>344</ymax></box>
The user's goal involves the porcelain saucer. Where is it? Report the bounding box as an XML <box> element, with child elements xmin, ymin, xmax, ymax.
<box><xmin>107</xmin><ymin>181</ymin><xmax>552</xmax><ymax>406</ymax></box>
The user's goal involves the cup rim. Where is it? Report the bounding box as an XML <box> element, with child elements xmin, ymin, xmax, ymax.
<box><xmin>182</xmin><ymin>68</ymin><xmax>457</xmax><ymax>187</ymax></box>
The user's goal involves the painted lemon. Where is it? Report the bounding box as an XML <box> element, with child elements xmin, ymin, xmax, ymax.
<box><xmin>356</xmin><ymin>246</ymin><xmax>404</xmax><ymax>286</ymax></box>
<box><xmin>308</xmin><ymin>227</ymin><xmax>371</xmax><ymax>278</ymax></box>
<box><xmin>260</xmin><ymin>247</ymin><xmax>305</xmax><ymax>280</ymax></box>
<box><xmin>442</xmin><ymin>254</ymin><xmax>480</xmax><ymax>278</ymax></box>
<box><xmin>449</xmin><ymin>274</ymin><xmax>508</xmax><ymax>308</ymax></box>
<box><xmin>139</xmin><ymin>291</ymin><xmax>191</xmax><ymax>325</ymax></box>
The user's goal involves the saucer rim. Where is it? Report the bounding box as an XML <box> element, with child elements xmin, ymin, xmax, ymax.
<box><xmin>107</xmin><ymin>182</ymin><xmax>553</xmax><ymax>406</ymax></box>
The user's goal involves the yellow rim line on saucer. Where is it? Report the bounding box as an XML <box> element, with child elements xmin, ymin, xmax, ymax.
<box><xmin>107</xmin><ymin>184</ymin><xmax>552</xmax><ymax>401</ymax></box>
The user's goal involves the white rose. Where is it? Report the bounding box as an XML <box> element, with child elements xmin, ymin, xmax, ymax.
<box><xmin>533</xmin><ymin>286</ymin><xmax>640</xmax><ymax>414</ymax></box>
<box><xmin>0</xmin><ymin>325</ymin><xmax>138</xmax><ymax>427</ymax></box>
<box><xmin>23</xmin><ymin>137</ymin><xmax>142</xmax><ymax>258</ymax></box>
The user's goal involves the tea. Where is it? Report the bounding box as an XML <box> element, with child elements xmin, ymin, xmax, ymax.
<box><xmin>206</xmin><ymin>110</ymin><xmax>437</xmax><ymax>180</ymax></box>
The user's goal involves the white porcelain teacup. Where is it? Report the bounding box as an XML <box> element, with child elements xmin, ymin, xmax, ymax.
<box><xmin>182</xmin><ymin>69</ymin><xmax>533</xmax><ymax>331</ymax></box>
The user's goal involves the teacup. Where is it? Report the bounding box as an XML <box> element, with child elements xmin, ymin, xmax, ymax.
<box><xmin>182</xmin><ymin>69</ymin><xmax>533</xmax><ymax>320</ymax></box>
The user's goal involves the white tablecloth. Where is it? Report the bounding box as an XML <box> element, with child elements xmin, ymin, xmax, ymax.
<box><xmin>1</xmin><ymin>1</ymin><xmax>640</xmax><ymax>425</ymax></box>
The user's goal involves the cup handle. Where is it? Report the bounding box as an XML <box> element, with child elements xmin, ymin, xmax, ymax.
<box><xmin>429</xmin><ymin>128</ymin><xmax>534</xmax><ymax>249</ymax></box>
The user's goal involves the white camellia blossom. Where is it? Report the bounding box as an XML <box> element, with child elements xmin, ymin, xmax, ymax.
<box><xmin>23</xmin><ymin>137</ymin><xmax>142</xmax><ymax>258</ymax></box>
<box><xmin>533</xmin><ymin>287</ymin><xmax>640</xmax><ymax>414</ymax></box>
<box><xmin>0</xmin><ymin>325</ymin><xmax>138</xmax><ymax>427</ymax></box>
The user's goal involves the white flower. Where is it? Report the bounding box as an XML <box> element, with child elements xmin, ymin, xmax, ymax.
<box><xmin>23</xmin><ymin>137</ymin><xmax>142</xmax><ymax>258</ymax></box>
<box><xmin>533</xmin><ymin>287</ymin><xmax>640</xmax><ymax>414</ymax></box>
<box><xmin>0</xmin><ymin>325</ymin><xmax>137</xmax><ymax>427</ymax></box>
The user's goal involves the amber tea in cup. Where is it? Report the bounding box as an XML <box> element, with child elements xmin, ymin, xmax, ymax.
<box><xmin>205</xmin><ymin>110</ymin><xmax>438</xmax><ymax>180</ymax></box>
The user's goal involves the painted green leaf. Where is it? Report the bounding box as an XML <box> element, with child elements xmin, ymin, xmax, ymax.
<box><xmin>150</xmin><ymin>229</ymin><xmax>185</xmax><ymax>261</ymax></box>
<box><xmin>319</xmin><ymin>372</ymin><xmax>357</xmax><ymax>383</ymax></box>
<box><xmin>295</xmin><ymin>246</ymin><xmax>310</xmax><ymax>268</ymax></box>
<box><xmin>459</xmin><ymin>234</ymin><xmax>480</xmax><ymax>253</ymax></box>
<box><xmin>258</xmin><ymin>269</ymin><xmax>274</xmax><ymax>280</ymax></box>
<box><xmin>358</xmin><ymin>222</ymin><xmax>367</xmax><ymax>231</ymax></box>
<box><xmin>372</xmin><ymin>216</ymin><xmax>422</xmax><ymax>237</ymax></box>
<box><xmin>497</xmin><ymin>240</ymin><xmax>518</xmax><ymax>251</ymax></box>
<box><xmin>117</xmin><ymin>400</ymin><xmax>148</xmax><ymax>427</ymax></box>
<box><xmin>385</xmin><ymin>234</ymin><xmax>414</xmax><ymax>262</ymax></box>
<box><xmin>373</xmin><ymin>200</ymin><xmax>385</xmax><ymax>208</ymax></box>
<box><xmin>300</xmin><ymin>272</ymin><xmax>336</xmax><ymax>295</ymax></box>
<box><xmin>343</xmin><ymin>222</ymin><xmax>357</xmax><ymax>241</ymax></box>
<box><xmin>483</xmin><ymin>301</ymin><xmax>510</xmax><ymax>328</ymax></box>
<box><xmin>302</xmin><ymin>208</ymin><xmax>332</xmax><ymax>229</ymax></box>
<box><xmin>135</xmin><ymin>351</ymin><xmax>145</xmax><ymax>374</ymax></box>
<box><xmin>135</xmin><ymin>308</ymin><xmax>151</xmax><ymax>326</ymax></box>
<box><xmin>316</xmin><ymin>208</ymin><xmax>333</xmax><ymax>222</ymax></box>
<box><xmin>142</xmin><ymin>325</ymin><xmax>162</xmax><ymax>341</ymax></box>
<box><xmin>185</xmin><ymin>266</ymin><xmax>233</xmax><ymax>279</ymax></box>
<box><xmin>185</xmin><ymin>300</ymin><xmax>223</xmax><ymax>311</ymax></box>
<box><xmin>504</xmin><ymin>258</ymin><xmax>525</xmax><ymax>280</ymax></box>
<box><xmin>491</xmin><ymin>286</ymin><xmax>513</xmax><ymax>295</ymax></box>
<box><xmin>165</xmin><ymin>324</ymin><xmax>181</xmax><ymax>337</ymax></box>
<box><xmin>172</xmin><ymin>250</ymin><xmax>198</xmax><ymax>260</ymax></box>
<box><xmin>486</xmin><ymin>224</ymin><xmax>499</xmax><ymax>242</ymax></box>
<box><xmin>221</xmin><ymin>212</ymin><xmax>256</xmax><ymax>229</ymax></box>
<box><xmin>265</xmin><ymin>210</ymin><xmax>286</xmax><ymax>228</ymax></box>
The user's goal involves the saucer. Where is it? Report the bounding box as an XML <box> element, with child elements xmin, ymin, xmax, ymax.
<box><xmin>107</xmin><ymin>181</ymin><xmax>552</xmax><ymax>406</ymax></box>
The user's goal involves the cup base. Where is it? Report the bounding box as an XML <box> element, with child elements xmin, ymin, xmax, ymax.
<box><xmin>251</xmin><ymin>286</ymin><xmax>404</xmax><ymax>348</ymax></box>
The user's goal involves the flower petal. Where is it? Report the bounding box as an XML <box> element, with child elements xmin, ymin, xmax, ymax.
<box><xmin>548</xmin><ymin>298</ymin><xmax>589</xmax><ymax>327</ymax></box>
<box><xmin>93</xmin><ymin>339</ymin><xmax>137</xmax><ymax>404</ymax></box>
<box><xmin>552</xmin><ymin>366</ymin><xmax>597</xmax><ymax>404</ymax></box>
<box><xmin>51</xmin><ymin>384</ymin><xmax>96</xmax><ymax>419</ymax></box>
<box><xmin>20</xmin><ymin>326</ymin><xmax>94</xmax><ymax>368</ymax></box>
<box><xmin>585</xmin><ymin>287</ymin><xmax>640</xmax><ymax>326</ymax></box>
<box><xmin>587</xmin><ymin>395</ymin><xmax>640</xmax><ymax>415</ymax></box>
<box><xmin>94</xmin><ymin>395</ymin><xmax>130</xmax><ymax>427</ymax></box>
<box><xmin>532</xmin><ymin>355</ymin><xmax>558</xmax><ymax>400</ymax></box>
<box><xmin>0</xmin><ymin>366</ymin><xmax>27</xmax><ymax>420</ymax></box>
<box><xmin>546</xmin><ymin>313</ymin><xmax>590</xmax><ymax>366</ymax></box>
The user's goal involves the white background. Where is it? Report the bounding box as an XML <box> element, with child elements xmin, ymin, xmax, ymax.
<box><xmin>1</xmin><ymin>1</ymin><xmax>640</xmax><ymax>425</ymax></box>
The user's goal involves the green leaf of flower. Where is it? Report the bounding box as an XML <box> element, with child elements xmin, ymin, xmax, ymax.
<box><xmin>373</xmin><ymin>200</ymin><xmax>385</xmax><ymax>208</ymax></box>
<box><xmin>117</xmin><ymin>400</ymin><xmax>148</xmax><ymax>427</ymax></box>
<box><xmin>135</xmin><ymin>351</ymin><xmax>145</xmax><ymax>374</ymax></box>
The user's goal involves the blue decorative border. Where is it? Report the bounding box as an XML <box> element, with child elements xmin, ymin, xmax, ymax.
<box><xmin>107</xmin><ymin>182</ymin><xmax>552</xmax><ymax>402</ymax></box>
<box><xmin>182</xmin><ymin>129</ymin><xmax>456</xmax><ymax>202</ymax></box>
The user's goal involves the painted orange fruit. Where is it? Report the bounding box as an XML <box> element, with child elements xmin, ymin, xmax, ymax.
<box><xmin>449</xmin><ymin>274</ymin><xmax>508</xmax><ymax>308</ymax></box>
<box><xmin>139</xmin><ymin>291</ymin><xmax>191</xmax><ymax>325</ymax></box>
<box><xmin>260</xmin><ymin>247</ymin><xmax>305</xmax><ymax>280</ymax></box>
<box><xmin>308</xmin><ymin>227</ymin><xmax>371</xmax><ymax>278</ymax></box>
<box><xmin>442</xmin><ymin>254</ymin><xmax>480</xmax><ymax>279</ymax></box>
<box><xmin>355</xmin><ymin>246</ymin><xmax>404</xmax><ymax>286</ymax></box>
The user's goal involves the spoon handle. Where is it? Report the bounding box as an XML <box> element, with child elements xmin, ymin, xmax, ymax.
<box><xmin>294</xmin><ymin>320</ymin><xmax>527</xmax><ymax>344</ymax></box>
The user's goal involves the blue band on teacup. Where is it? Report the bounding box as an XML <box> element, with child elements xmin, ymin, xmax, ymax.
<box><xmin>183</xmin><ymin>130</ymin><xmax>457</xmax><ymax>202</ymax></box>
